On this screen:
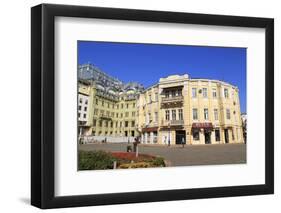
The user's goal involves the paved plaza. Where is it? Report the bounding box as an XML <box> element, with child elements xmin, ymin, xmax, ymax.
<box><xmin>79</xmin><ymin>143</ymin><xmax>246</xmax><ymax>167</ymax></box>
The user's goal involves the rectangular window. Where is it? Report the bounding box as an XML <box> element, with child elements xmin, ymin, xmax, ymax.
<box><xmin>212</xmin><ymin>89</ymin><xmax>217</xmax><ymax>98</ymax></box>
<box><xmin>125</xmin><ymin>112</ymin><xmax>129</xmax><ymax>117</ymax></box>
<box><xmin>78</xmin><ymin>106</ymin><xmax>81</xmax><ymax>110</ymax></box>
<box><xmin>108</xmin><ymin>103</ymin><xmax>110</xmax><ymax>108</ymax></box>
<box><xmin>178</xmin><ymin>89</ymin><xmax>182</xmax><ymax>96</ymax></box>
<box><xmin>171</xmin><ymin>90</ymin><xmax>176</xmax><ymax>97</ymax></box>
<box><xmin>133</xmin><ymin>103</ymin><xmax>136</xmax><ymax>108</ymax></box>
<box><xmin>146</xmin><ymin>114</ymin><xmax>149</xmax><ymax>124</ymax></box>
<box><xmin>165</xmin><ymin>110</ymin><xmax>170</xmax><ymax>121</ymax></box>
<box><xmin>165</xmin><ymin>91</ymin><xmax>169</xmax><ymax>98</ymax></box>
<box><xmin>85</xmin><ymin>100</ymin><xmax>88</xmax><ymax>105</ymax></box>
<box><xmin>149</xmin><ymin>95</ymin><xmax>152</xmax><ymax>103</ymax></box>
<box><xmin>96</xmin><ymin>99</ymin><xmax>98</xmax><ymax>105</ymax></box>
<box><xmin>148</xmin><ymin>113</ymin><xmax>151</xmax><ymax>121</ymax></box>
<box><xmin>193</xmin><ymin>130</ymin><xmax>200</xmax><ymax>140</ymax></box>
<box><xmin>126</xmin><ymin>103</ymin><xmax>129</xmax><ymax>108</ymax></box>
<box><xmin>121</xmin><ymin>104</ymin><xmax>123</xmax><ymax>109</ymax></box>
<box><xmin>79</xmin><ymin>98</ymin><xmax>82</xmax><ymax>103</ymax></box>
<box><xmin>116</xmin><ymin>113</ymin><xmax>119</xmax><ymax>118</ymax></box>
<box><xmin>99</xmin><ymin>120</ymin><xmax>102</xmax><ymax>127</ymax></box>
<box><xmin>125</xmin><ymin>121</ymin><xmax>128</xmax><ymax>127</ymax></box>
<box><xmin>214</xmin><ymin>109</ymin><xmax>218</xmax><ymax>120</ymax></box>
<box><xmin>154</xmin><ymin>112</ymin><xmax>158</xmax><ymax>122</ymax></box>
<box><xmin>192</xmin><ymin>88</ymin><xmax>197</xmax><ymax>98</ymax></box>
<box><xmin>132</xmin><ymin>111</ymin><xmax>135</xmax><ymax>117</ymax></box>
<box><xmin>111</xmin><ymin>112</ymin><xmax>114</xmax><ymax>117</ymax></box>
<box><xmin>84</xmin><ymin>106</ymin><xmax>87</xmax><ymax>111</ymax></box>
<box><xmin>94</xmin><ymin>109</ymin><xmax>98</xmax><ymax>115</ymax></box>
<box><xmin>102</xmin><ymin>101</ymin><xmax>104</xmax><ymax>106</ymax></box>
<box><xmin>172</xmin><ymin>110</ymin><xmax>176</xmax><ymax>120</ymax></box>
<box><xmin>83</xmin><ymin>114</ymin><xmax>86</xmax><ymax>118</ymax></box>
<box><xmin>204</xmin><ymin>108</ymin><xmax>209</xmax><ymax>120</ymax></box>
<box><xmin>110</xmin><ymin>121</ymin><xmax>113</xmax><ymax>128</ymax></box>
<box><xmin>226</xmin><ymin>109</ymin><xmax>231</xmax><ymax>119</ymax></box>
<box><xmin>178</xmin><ymin>109</ymin><xmax>183</xmax><ymax>120</ymax></box>
<box><xmin>93</xmin><ymin>119</ymin><xmax>96</xmax><ymax>127</ymax></box>
<box><xmin>203</xmin><ymin>88</ymin><xmax>208</xmax><ymax>98</ymax></box>
<box><xmin>192</xmin><ymin>108</ymin><xmax>198</xmax><ymax>120</ymax></box>
<box><xmin>155</xmin><ymin>93</ymin><xmax>158</xmax><ymax>101</ymax></box>
<box><xmin>224</xmin><ymin>88</ymin><xmax>229</xmax><ymax>98</ymax></box>
<box><xmin>215</xmin><ymin>129</ymin><xmax>220</xmax><ymax>141</ymax></box>
<box><xmin>105</xmin><ymin>121</ymin><xmax>108</xmax><ymax>127</ymax></box>
<box><xmin>131</xmin><ymin>121</ymin><xmax>135</xmax><ymax>127</ymax></box>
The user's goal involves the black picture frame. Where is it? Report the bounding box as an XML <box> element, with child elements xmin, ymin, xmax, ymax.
<box><xmin>31</xmin><ymin>3</ymin><xmax>274</xmax><ymax>209</ymax></box>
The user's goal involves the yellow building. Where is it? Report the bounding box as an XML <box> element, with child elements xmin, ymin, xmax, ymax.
<box><xmin>137</xmin><ymin>74</ymin><xmax>244</xmax><ymax>145</ymax></box>
<box><xmin>78</xmin><ymin>80</ymin><xmax>141</xmax><ymax>140</ymax></box>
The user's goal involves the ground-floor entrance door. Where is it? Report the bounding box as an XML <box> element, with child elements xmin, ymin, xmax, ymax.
<box><xmin>176</xmin><ymin>130</ymin><xmax>186</xmax><ymax>144</ymax></box>
<box><xmin>224</xmin><ymin>129</ymin><xmax>229</xmax><ymax>143</ymax></box>
<box><xmin>204</xmin><ymin>131</ymin><xmax>211</xmax><ymax>144</ymax></box>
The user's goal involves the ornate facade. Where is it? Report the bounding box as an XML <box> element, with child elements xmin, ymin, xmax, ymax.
<box><xmin>137</xmin><ymin>74</ymin><xmax>244</xmax><ymax>145</ymax></box>
<box><xmin>78</xmin><ymin>64</ymin><xmax>144</xmax><ymax>138</ymax></box>
<box><xmin>78</xmin><ymin>63</ymin><xmax>244</xmax><ymax>145</ymax></box>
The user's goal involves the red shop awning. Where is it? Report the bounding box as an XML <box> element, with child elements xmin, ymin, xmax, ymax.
<box><xmin>192</xmin><ymin>122</ymin><xmax>213</xmax><ymax>129</ymax></box>
<box><xmin>142</xmin><ymin>127</ymin><xmax>158</xmax><ymax>132</ymax></box>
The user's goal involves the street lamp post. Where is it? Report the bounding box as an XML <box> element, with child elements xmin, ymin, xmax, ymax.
<box><xmin>128</xmin><ymin>125</ymin><xmax>130</xmax><ymax>144</ymax></box>
<box><xmin>168</xmin><ymin>122</ymin><xmax>171</xmax><ymax>146</ymax></box>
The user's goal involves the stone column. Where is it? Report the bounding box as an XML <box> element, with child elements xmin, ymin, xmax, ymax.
<box><xmin>221</xmin><ymin>128</ymin><xmax>225</xmax><ymax>144</ymax></box>
<box><xmin>211</xmin><ymin>131</ymin><xmax>216</xmax><ymax>144</ymax></box>
<box><xmin>150</xmin><ymin>132</ymin><xmax>154</xmax><ymax>144</ymax></box>
<box><xmin>144</xmin><ymin>132</ymin><xmax>148</xmax><ymax>144</ymax></box>
<box><xmin>200</xmin><ymin>129</ymin><xmax>205</xmax><ymax>144</ymax></box>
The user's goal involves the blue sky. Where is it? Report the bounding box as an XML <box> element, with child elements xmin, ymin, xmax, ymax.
<box><xmin>78</xmin><ymin>41</ymin><xmax>246</xmax><ymax>113</ymax></box>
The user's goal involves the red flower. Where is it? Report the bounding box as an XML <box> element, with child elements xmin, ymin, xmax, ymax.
<box><xmin>110</xmin><ymin>152</ymin><xmax>155</xmax><ymax>161</ymax></box>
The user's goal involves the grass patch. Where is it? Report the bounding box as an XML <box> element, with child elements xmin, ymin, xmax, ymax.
<box><xmin>78</xmin><ymin>150</ymin><xmax>115</xmax><ymax>170</ymax></box>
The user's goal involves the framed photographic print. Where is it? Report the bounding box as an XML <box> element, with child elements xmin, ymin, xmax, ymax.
<box><xmin>31</xmin><ymin>3</ymin><xmax>274</xmax><ymax>209</ymax></box>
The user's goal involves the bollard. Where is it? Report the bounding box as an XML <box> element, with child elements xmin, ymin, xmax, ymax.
<box><xmin>136</xmin><ymin>146</ymin><xmax>139</xmax><ymax>158</ymax></box>
<box><xmin>113</xmin><ymin>161</ymin><xmax>117</xmax><ymax>169</ymax></box>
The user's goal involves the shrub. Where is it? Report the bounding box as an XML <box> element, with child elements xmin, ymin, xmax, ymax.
<box><xmin>151</xmin><ymin>157</ymin><xmax>166</xmax><ymax>167</ymax></box>
<box><xmin>79</xmin><ymin>150</ymin><xmax>116</xmax><ymax>170</ymax></box>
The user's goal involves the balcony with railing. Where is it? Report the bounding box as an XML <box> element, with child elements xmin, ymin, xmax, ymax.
<box><xmin>161</xmin><ymin>95</ymin><xmax>183</xmax><ymax>103</ymax></box>
<box><xmin>99</xmin><ymin>113</ymin><xmax>112</xmax><ymax>120</ymax></box>
<box><xmin>161</xmin><ymin>119</ymin><xmax>184</xmax><ymax>126</ymax></box>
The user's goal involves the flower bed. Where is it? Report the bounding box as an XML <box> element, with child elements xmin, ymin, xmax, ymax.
<box><xmin>78</xmin><ymin>150</ymin><xmax>165</xmax><ymax>170</ymax></box>
<box><xmin>111</xmin><ymin>152</ymin><xmax>155</xmax><ymax>162</ymax></box>
<box><xmin>111</xmin><ymin>152</ymin><xmax>165</xmax><ymax>168</ymax></box>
